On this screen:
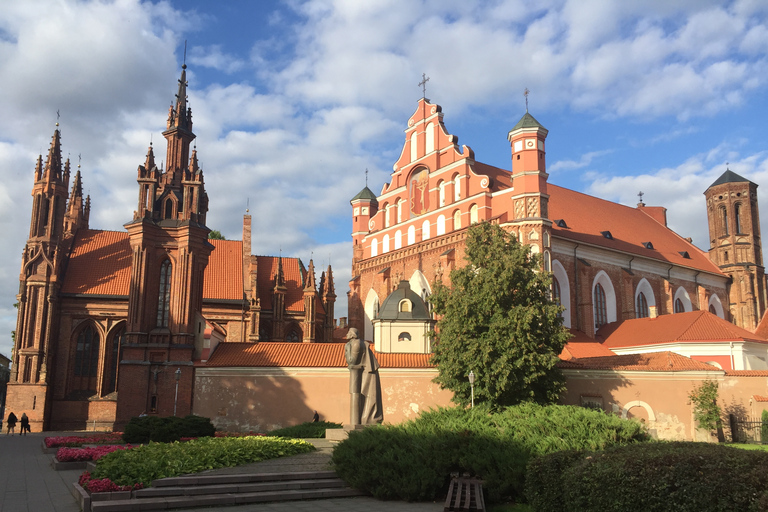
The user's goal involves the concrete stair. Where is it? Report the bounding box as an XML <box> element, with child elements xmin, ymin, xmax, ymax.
<box><xmin>88</xmin><ymin>470</ymin><xmax>365</xmax><ymax>511</ymax></box>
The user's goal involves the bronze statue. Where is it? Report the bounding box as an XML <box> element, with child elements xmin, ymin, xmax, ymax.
<box><xmin>344</xmin><ymin>328</ymin><xmax>383</xmax><ymax>425</ymax></box>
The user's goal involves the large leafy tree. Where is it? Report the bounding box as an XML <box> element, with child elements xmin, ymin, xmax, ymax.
<box><xmin>429</xmin><ymin>222</ymin><xmax>570</xmax><ymax>408</ymax></box>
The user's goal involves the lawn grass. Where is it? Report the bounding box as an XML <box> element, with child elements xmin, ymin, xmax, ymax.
<box><xmin>726</xmin><ymin>442</ymin><xmax>768</xmax><ymax>451</ymax></box>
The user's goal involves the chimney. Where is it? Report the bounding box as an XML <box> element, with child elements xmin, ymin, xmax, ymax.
<box><xmin>649</xmin><ymin>306</ymin><xmax>658</xmax><ymax>319</ymax></box>
<box><xmin>339</xmin><ymin>317</ymin><xmax>347</xmax><ymax>328</ymax></box>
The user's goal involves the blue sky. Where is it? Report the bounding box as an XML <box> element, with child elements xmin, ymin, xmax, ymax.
<box><xmin>1</xmin><ymin>0</ymin><xmax>768</xmax><ymax>358</ymax></box>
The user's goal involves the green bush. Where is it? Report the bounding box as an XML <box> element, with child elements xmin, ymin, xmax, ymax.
<box><xmin>122</xmin><ymin>415</ymin><xmax>215</xmax><ymax>444</ymax></box>
<box><xmin>268</xmin><ymin>421</ymin><xmax>343</xmax><ymax>438</ymax></box>
<box><xmin>761</xmin><ymin>410</ymin><xmax>768</xmax><ymax>444</ymax></box>
<box><xmin>92</xmin><ymin>436</ymin><xmax>315</xmax><ymax>487</ymax></box>
<box><xmin>331</xmin><ymin>404</ymin><xmax>649</xmax><ymax>503</ymax></box>
<box><xmin>527</xmin><ymin>442</ymin><xmax>768</xmax><ymax>512</ymax></box>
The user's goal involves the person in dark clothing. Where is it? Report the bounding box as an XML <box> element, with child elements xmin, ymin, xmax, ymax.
<box><xmin>20</xmin><ymin>413</ymin><xmax>30</xmax><ymax>435</ymax></box>
<box><xmin>6</xmin><ymin>412</ymin><xmax>17</xmax><ymax>435</ymax></box>
<box><xmin>312</xmin><ymin>410</ymin><xmax>319</xmax><ymax>422</ymax></box>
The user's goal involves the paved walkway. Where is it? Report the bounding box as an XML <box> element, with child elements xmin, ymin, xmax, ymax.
<box><xmin>0</xmin><ymin>432</ymin><xmax>444</xmax><ymax>512</ymax></box>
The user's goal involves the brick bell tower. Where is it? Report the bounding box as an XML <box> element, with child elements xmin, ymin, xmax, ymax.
<box><xmin>116</xmin><ymin>64</ymin><xmax>213</xmax><ymax>425</ymax></box>
<box><xmin>8</xmin><ymin>125</ymin><xmax>73</xmax><ymax>432</ymax></box>
<box><xmin>705</xmin><ymin>169</ymin><xmax>766</xmax><ymax>330</ymax></box>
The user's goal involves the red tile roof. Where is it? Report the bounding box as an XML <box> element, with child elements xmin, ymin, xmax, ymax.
<box><xmin>61</xmin><ymin>230</ymin><xmax>131</xmax><ymax>295</ymax></box>
<box><xmin>204</xmin><ymin>239</ymin><xmax>243</xmax><ymax>300</ymax></box>
<box><xmin>560</xmin><ymin>341</ymin><xmax>615</xmax><ymax>360</ymax></box>
<box><xmin>724</xmin><ymin>370</ymin><xmax>768</xmax><ymax>377</ymax></box>
<box><xmin>753</xmin><ymin>395</ymin><xmax>768</xmax><ymax>402</ymax></box>
<box><xmin>256</xmin><ymin>256</ymin><xmax>307</xmax><ymax>312</ymax></box>
<box><xmin>205</xmin><ymin>342</ymin><xmax>434</xmax><ymax>369</ymax></box>
<box><xmin>547</xmin><ymin>184</ymin><xmax>723</xmax><ymax>275</ymax></box>
<box><xmin>559</xmin><ymin>351</ymin><xmax>720</xmax><ymax>372</ymax></box>
<box><xmin>599</xmin><ymin>311</ymin><xmax>768</xmax><ymax>349</ymax></box>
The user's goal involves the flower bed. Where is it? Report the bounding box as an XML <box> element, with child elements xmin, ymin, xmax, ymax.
<box><xmin>78</xmin><ymin>471</ymin><xmax>144</xmax><ymax>494</ymax></box>
<box><xmin>57</xmin><ymin>445</ymin><xmax>133</xmax><ymax>462</ymax></box>
<box><xmin>45</xmin><ymin>433</ymin><xmax>124</xmax><ymax>448</ymax></box>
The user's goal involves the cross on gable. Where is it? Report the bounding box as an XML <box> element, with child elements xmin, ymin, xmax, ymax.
<box><xmin>418</xmin><ymin>73</ymin><xmax>430</xmax><ymax>99</ymax></box>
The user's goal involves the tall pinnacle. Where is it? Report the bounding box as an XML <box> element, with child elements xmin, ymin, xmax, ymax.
<box><xmin>44</xmin><ymin>127</ymin><xmax>63</xmax><ymax>182</ymax></box>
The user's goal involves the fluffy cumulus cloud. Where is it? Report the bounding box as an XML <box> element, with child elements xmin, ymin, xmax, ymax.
<box><xmin>1</xmin><ymin>0</ymin><xmax>768</xmax><ymax>357</ymax></box>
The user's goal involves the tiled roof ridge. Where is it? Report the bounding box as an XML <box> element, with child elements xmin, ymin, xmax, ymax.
<box><xmin>560</xmin><ymin>351</ymin><xmax>720</xmax><ymax>372</ymax></box>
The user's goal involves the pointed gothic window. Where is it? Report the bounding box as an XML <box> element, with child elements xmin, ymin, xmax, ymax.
<box><xmin>553</xmin><ymin>277</ymin><xmax>562</xmax><ymax>318</ymax></box>
<box><xmin>735</xmin><ymin>203</ymin><xmax>742</xmax><ymax>234</ymax></box>
<box><xmin>157</xmin><ymin>260</ymin><xmax>172</xmax><ymax>328</ymax></box>
<box><xmin>165</xmin><ymin>198</ymin><xmax>174</xmax><ymax>219</ymax></box>
<box><xmin>674</xmin><ymin>298</ymin><xmax>685</xmax><ymax>313</ymax></box>
<box><xmin>636</xmin><ymin>292</ymin><xmax>649</xmax><ymax>318</ymax></box>
<box><xmin>105</xmin><ymin>327</ymin><xmax>125</xmax><ymax>395</ymax></box>
<box><xmin>721</xmin><ymin>206</ymin><xmax>729</xmax><ymax>236</ymax></box>
<box><xmin>594</xmin><ymin>283</ymin><xmax>607</xmax><ymax>329</ymax></box>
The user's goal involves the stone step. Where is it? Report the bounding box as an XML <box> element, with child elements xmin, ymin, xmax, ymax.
<box><xmin>90</xmin><ymin>486</ymin><xmax>365</xmax><ymax>511</ymax></box>
<box><xmin>132</xmin><ymin>477</ymin><xmax>347</xmax><ymax>498</ymax></box>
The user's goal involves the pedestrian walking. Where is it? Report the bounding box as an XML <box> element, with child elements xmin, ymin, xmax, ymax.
<box><xmin>20</xmin><ymin>413</ymin><xmax>30</xmax><ymax>435</ymax></box>
<box><xmin>6</xmin><ymin>412</ymin><xmax>17</xmax><ymax>435</ymax></box>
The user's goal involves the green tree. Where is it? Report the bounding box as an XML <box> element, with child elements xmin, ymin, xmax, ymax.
<box><xmin>208</xmin><ymin>230</ymin><xmax>225</xmax><ymax>240</ymax></box>
<box><xmin>429</xmin><ymin>222</ymin><xmax>570</xmax><ymax>408</ymax></box>
<box><xmin>688</xmin><ymin>380</ymin><xmax>724</xmax><ymax>441</ymax></box>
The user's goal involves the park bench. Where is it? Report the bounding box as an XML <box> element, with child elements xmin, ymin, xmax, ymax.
<box><xmin>444</xmin><ymin>473</ymin><xmax>485</xmax><ymax>511</ymax></box>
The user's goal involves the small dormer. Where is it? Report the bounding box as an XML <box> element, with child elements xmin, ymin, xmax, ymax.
<box><xmin>372</xmin><ymin>280</ymin><xmax>434</xmax><ymax>354</ymax></box>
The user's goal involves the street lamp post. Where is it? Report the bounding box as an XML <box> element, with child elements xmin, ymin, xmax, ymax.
<box><xmin>468</xmin><ymin>371</ymin><xmax>475</xmax><ymax>409</ymax></box>
<box><xmin>174</xmin><ymin>368</ymin><xmax>181</xmax><ymax>416</ymax></box>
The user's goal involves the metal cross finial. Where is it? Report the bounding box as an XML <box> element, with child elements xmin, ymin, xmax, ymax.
<box><xmin>418</xmin><ymin>73</ymin><xmax>430</xmax><ymax>99</ymax></box>
<box><xmin>638</xmin><ymin>191</ymin><xmax>644</xmax><ymax>203</ymax></box>
<box><xmin>365</xmin><ymin>168</ymin><xmax>368</xmax><ymax>187</ymax></box>
<box><xmin>524</xmin><ymin>88</ymin><xmax>529</xmax><ymax>112</ymax></box>
<box><xmin>78</xmin><ymin>153</ymin><xmax>81</xmax><ymax>168</ymax></box>
<box><xmin>183</xmin><ymin>40</ymin><xmax>187</xmax><ymax>67</ymax></box>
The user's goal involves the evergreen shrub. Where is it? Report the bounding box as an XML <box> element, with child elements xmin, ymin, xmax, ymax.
<box><xmin>268</xmin><ymin>421</ymin><xmax>343</xmax><ymax>438</ymax></box>
<box><xmin>331</xmin><ymin>404</ymin><xmax>649</xmax><ymax>503</ymax></box>
<box><xmin>761</xmin><ymin>410</ymin><xmax>768</xmax><ymax>444</ymax></box>
<box><xmin>122</xmin><ymin>415</ymin><xmax>215</xmax><ymax>444</ymax></box>
<box><xmin>526</xmin><ymin>442</ymin><xmax>768</xmax><ymax>512</ymax></box>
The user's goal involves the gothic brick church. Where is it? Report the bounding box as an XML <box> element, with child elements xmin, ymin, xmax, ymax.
<box><xmin>6</xmin><ymin>66</ymin><xmax>337</xmax><ymax>432</ymax></box>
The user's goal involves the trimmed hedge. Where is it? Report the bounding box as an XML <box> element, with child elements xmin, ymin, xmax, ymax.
<box><xmin>526</xmin><ymin>442</ymin><xmax>768</xmax><ymax>512</ymax></box>
<box><xmin>122</xmin><ymin>415</ymin><xmax>215</xmax><ymax>444</ymax></box>
<box><xmin>268</xmin><ymin>421</ymin><xmax>343</xmax><ymax>439</ymax></box>
<box><xmin>332</xmin><ymin>404</ymin><xmax>649</xmax><ymax>503</ymax></box>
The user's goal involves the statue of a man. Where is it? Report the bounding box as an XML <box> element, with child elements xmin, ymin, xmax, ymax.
<box><xmin>344</xmin><ymin>328</ymin><xmax>383</xmax><ymax>426</ymax></box>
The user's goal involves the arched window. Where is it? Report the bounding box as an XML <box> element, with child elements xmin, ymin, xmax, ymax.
<box><xmin>552</xmin><ymin>260</ymin><xmax>571</xmax><ymax>328</ymax></box>
<box><xmin>674</xmin><ymin>286</ymin><xmax>692</xmax><ymax>313</ymax></box>
<box><xmin>636</xmin><ymin>292</ymin><xmax>649</xmax><ymax>318</ymax></box>
<box><xmin>721</xmin><ymin>206</ymin><xmax>729</xmax><ymax>236</ymax></box>
<box><xmin>709</xmin><ymin>304</ymin><xmax>716</xmax><ymax>314</ymax></box>
<box><xmin>371</xmin><ymin>238</ymin><xmax>378</xmax><ymax>257</ymax></box>
<box><xmin>453</xmin><ymin>175</ymin><xmax>461</xmax><ymax>201</ymax></box>
<box><xmin>384</xmin><ymin>203</ymin><xmax>391</xmax><ymax>228</ymax></box>
<box><xmin>453</xmin><ymin>210</ymin><xmax>461</xmax><ymax>230</ymax></box>
<box><xmin>399</xmin><ymin>300</ymin><xmax>412</xmax><ymax>312</ymax></box>
<box><xmin>594</xmin><ymin>283</ymin><xmax>608</xmax><ymax>329</ymax></box>
<box><xmin>382</xmin><ymin>234</ymin><xmax>390</xmax><ymax>253</ymax></box>
<box><xmin>165</xmin><ymin>198</ymin><xmax>174</xmax><ymax>219</ymax></box>
<box><xmin>410</xmin><ymin>131</ymin><xmax>418</xmax><ymax>162</ymax></box>
<box><xmin>553</xmin><ymin>277</ymin><xmax>562</xmax><ymax>318</ymax></box>
<box><xmin>470</xmin><ymin>204</ymin><xmax>479</xmax><ymax>224</ymax></box>
<box><xmin>397</xmin><ymin>199</ymin><xmax>404</xmax><ymax>223</ymax></box>
<box><xmin>105</xmin><ymin>326</ymin><xmax>125</xmax><ymax>395</ymax></box>
<box><xmin>437</xmin><ymin>215</ymin><xmax>446</xmax><ymax>235</ymax></box>
<box><xmin>407</xmin><ymin>225</ymin><xmax>416</xmax><ymax>245</ymax></box>
<box><xmin>73</xmin><ymin>324</ymin><xmax>100</xmax><ymax>393</ymax></box>
<box><xmin>422</xmin><ymin>219</ymin><xmax>430</xmax><ymax>240</ymax></box>
<box><xmin>156</xmin><ymin>260</ymin><xmax>172</xmax><ymax>328</ymax></box>
<box><xmin>286</xmin><ymin>327</ymin><xmax>301</xmax><ymax>343</ymax></box>
<box><xmin>438</xmin><ymin>181</ymin><xmax>446</xmax><ymax>207</ymax></box>
<box><xmin>394</xmin><ymin>230</ymin><xmax>402</xmax><ymax>249</ymax></box>
<box><xmin>425</xmin><ymin>122</ymin><xmax>435</xmax><ymax>153</ymax></box>
<box><xmin>735</xmin><ymin>203</ymin><xmax>742</xmax><ymax>234</ymax></box>
<box><xmin>674</xmin><ymin>298</ymin><xmax>685</xmax><ymax>313</ymax></box>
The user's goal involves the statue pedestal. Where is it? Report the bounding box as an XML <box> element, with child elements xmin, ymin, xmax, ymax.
<box><xmin>325</xmin><ymin>424</ymin><xmax>367</xmax><ymax>442</ymax></box>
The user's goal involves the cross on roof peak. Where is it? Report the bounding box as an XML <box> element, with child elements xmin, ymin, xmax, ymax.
<box><xmin>418</xmin><ymin>73</ymin><xmax>430</xmax><ymax>99</ymax></box>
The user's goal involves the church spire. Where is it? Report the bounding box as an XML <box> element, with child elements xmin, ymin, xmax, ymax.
<box><xmin>304</xmin><ymin>259</ymin><xmax>317</xmax><ymax>291</ymax></box>
<box><xmin>163</xmin><ymin>64</ymin><xmax>196</xmax><ymax>184</ymax></box>
<box><xmin>43</xmin><ymin>127</ymin><xmax>63</xmax><ymax>182</ymax></box>
<box><xmin>64</xmin><ymin>167</ymin><xmax>89</xmax><ymax>235</ymax></box>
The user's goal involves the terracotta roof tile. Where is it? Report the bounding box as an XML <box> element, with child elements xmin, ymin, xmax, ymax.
<box><xmin>724</xmin><ymin>370</ymin><xmax>768</xmax><ymax>377</ymax></box>
<box><xmin>205</xmin><ymin>342</ymin><xmax>434</xmax><ymax>369</ymax></box>
<box><xmin>599</xmin><ymin>311</ymin><xmax>767</xmax><ymax>349</ymax></box>
<box><xmin>61</xmin><ymin>230</ymin><xmax>131</xmax><ymax>295</ymax></box>
<box><xmin>204</xmin><ymin>239</ymin><xmax>243</xmax><ymax>300</ymax></box>
<box><xmin>548</xmin><ymin>185</ymin><xmax>723</xmax><ymax>275</ymax></box>
<box><xmin>559</xmin><ymin>351</ymin><xmax>720</xmax><ymax>372</ymax></box>
<box><xmin>256</xmin><ymin>256</ymin><xmax>305</xmax><ymax>312</ymax></box>
<box><xmin>560</xmin><ymin>341</ymin><xmax>615</xmax><ymax>360</ymax></box>
<box><xmin>753</xmin><ymin>395</ymin><xmax>768</xmax><ymax>402</ymax></box>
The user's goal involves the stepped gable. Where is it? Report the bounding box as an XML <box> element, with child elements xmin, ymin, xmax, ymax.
<box><xmin>203</xmin><ymin>239</ymin><xmax>243</xmax><ymax>300</ymax></box>
<box><xmin>598</xmin><ymin>310</ymin><xmax>768</xmax><ymax>349</ymax></box>
<box><xmin>559</xmin><ymin>351</ymin><xmax>720</xmax><ymax>372</ymax></box>
<box><xmin>547</xmin><ymin>184</ymin><xmax>723</xmax><ymax>275</ymax></box>
<box><xmin>205</xmin><ymin>342</ymin><xmax>433</xmax><ymax>368</ymax></box>
<box><xmin>61</xmin><ymin>229</ymin><xmax>131</xmax><ymax>295</ymax></box>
